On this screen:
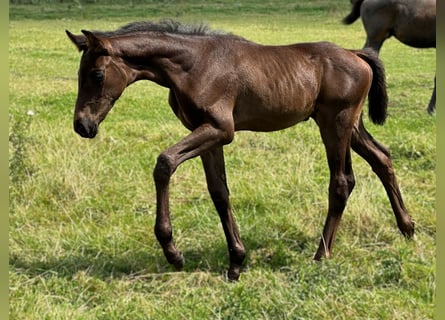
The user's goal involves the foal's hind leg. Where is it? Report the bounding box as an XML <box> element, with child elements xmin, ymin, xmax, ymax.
<box><xmin>351</xmin><ymin>117</ymin><xmax>414</xmax><ymax>237</ymax></box>
<box><xmin>313</xmin><ymin>114</ymin><xmax>356</xmax><ymax>260</ymax></box>
<box><xmin>201</xmin><ymin>147</ymin><xmax>246</xmax><ymax>281</ymax></box>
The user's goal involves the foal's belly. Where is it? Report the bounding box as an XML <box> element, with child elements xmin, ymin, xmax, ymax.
<box><xmin>233</xmin><ymin>101</ymin><xmax>314</xmax><ymax>132</ymax></box>
<box><xmin>232</xmin><ymin>62</ymin><xmax>319</xmax><ymax>132</ymax></box>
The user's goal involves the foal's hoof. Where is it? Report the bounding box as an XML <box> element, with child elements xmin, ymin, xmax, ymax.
<box><xmin>168</xmin><ymin>253</ymin><xmax>185</xmax><ymax>270</ymax></box>
<box><xmin>399</xmin><ymin>218</ymin><xmax>415</xmax><ymax>239</ymax></box>
<box><xmin>227</xmin><ymin>265</ymin><xmax>241</xmax><ymax>281</ymax></box>
<box><xmin>402</xmin><ymin>225</ymin><xmax>415</xmax><ymax>239</ymax></box>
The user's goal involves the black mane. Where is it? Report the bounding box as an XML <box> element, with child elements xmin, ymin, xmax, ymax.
<box><xmin>95</xmin><ymin>19</ymin><xmax>236</xmax><ymax>38</ymax></box>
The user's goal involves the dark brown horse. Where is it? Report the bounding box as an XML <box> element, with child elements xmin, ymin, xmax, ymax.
<box><xmin>343</xmin><ymin>0</ymin><xmax>436</xmax><ymax>113</ymax></box>
<box><xmin>66</xmin><ymin>20</ymin><xmax>414</xmax><ymax>281</ymax></box>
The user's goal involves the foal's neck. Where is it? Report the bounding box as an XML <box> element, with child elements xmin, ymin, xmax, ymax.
<box><xmin>111</xmin><ymin>34</ymin><xmax>197</xmax><ymax>87</ymax></box>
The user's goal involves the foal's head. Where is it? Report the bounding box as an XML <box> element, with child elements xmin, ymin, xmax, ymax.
<box><xmin>66</xmin><ymin>30</ymin><xmax>128</xmax><ymax>138</ymax></box>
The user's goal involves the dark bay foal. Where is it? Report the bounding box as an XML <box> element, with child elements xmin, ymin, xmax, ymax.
<box><xmin>67</xmin><ymin>20</ymin><xmax>414</xmax><ymax>280</ymax></box>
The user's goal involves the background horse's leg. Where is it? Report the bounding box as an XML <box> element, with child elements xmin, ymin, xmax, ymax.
<box><xmin>427</xmin><ymin>75</ymin><xmax>436</xmax><ymax>114</ymax></box>
<box><xmin>201</xmin><ymin>147</ymin><xmax>246</xmax><ymax>281</ymax></box>
<box><xmin>361</xmin><ymin>8</ymin><xmax>389</xmax><ymax>54</ymax></box>
<box><xmin>313</xmin><ymin>112</ymin><xmax>356</xmax><ymax>260</ymax></box>
<box><xmin>153</xmin><ymin>122</ymin><xmax>234</xmax><ymax>272</ymax></box>
<box><xmin>364</xmin><ymin>36</ymin><xmax>384</xmax><ymax>54</ymax></box>
<box><xmin>351</xmin><ymin>117</ymin><xmax>415</xmax><ymax>237</ymax></box>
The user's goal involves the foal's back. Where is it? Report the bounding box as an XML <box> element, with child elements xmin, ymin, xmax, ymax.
<box><xmin>224</xmin><ymin>41</ymin><xmax>370</xmax><ymax>132</ymax></box>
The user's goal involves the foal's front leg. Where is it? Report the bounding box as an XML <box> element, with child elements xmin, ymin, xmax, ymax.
<box><xmin>201</xmin><ymin>147</ymin><xmax>246</xmax><ymax>281</ymax></box>
<box><xmin>153</xmin><ymin>123</ymin><xmax>234</xmax><ymax>272</ymax></box>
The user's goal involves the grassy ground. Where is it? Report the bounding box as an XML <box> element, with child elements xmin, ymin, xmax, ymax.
<box><xmin>9</xmin><ymin>1</ymin><xmax>436</xmax><ymax>319</ymax></box>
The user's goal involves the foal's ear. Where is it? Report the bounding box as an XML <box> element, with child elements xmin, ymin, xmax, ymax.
<box><xmin>81</xmin><ymin>30</ymin><xmax>112</xmax><ymax>56</ymax></box>
<box><xmin>66</xmin><ymin>30</ymin><xmax>87</xmax><ymax>52</ymax></box>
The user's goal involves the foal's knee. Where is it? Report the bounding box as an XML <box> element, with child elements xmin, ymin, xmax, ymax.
<box><xmin>346</xmin><ymin>173</ymin><xmax>356</xmax><ymax>194</ymax></box>
<box><xmin>153</xmin><ymin>153</ymin><xmax>175</xmax><ymax>184</ymax></box>
<box><xmin>329</xmin><ymin>176</ymin><xmax>351</xmax><ymax>212</ymax></box>
<box><xmin>208</xmin><ymin>184</ymin><xmax>230</xmax><ymax>206</ymax></box>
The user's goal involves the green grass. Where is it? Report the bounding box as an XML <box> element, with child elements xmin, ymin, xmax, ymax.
<box><xmin>9</xmin><ymin>1</ymin><xmax>436</xmax><ymax>319</ymax></box>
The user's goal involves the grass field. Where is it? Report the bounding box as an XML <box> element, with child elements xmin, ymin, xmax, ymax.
<box><xmin>9</xmin><ymin>1</ymin><xmax>436</xmax><ymax>319</ymax></box>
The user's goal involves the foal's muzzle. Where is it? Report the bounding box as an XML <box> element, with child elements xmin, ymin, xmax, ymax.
<box><xmin>74</xmin><ymin>118</ymin><xmax>98</xmax><ymax>139</ymax></box>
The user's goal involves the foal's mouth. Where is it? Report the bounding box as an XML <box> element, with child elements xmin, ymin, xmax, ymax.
<box><xmin>74</xmin><ymin>118</ymin><xmax>98</xmax><ymax>139</ymax></box>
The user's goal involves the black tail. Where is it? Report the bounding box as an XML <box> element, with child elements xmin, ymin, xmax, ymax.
<box><xmin>342</xmin><ymin>0</ymin><xmax>364</xmax><ymax>24</ymax></box>
<box><xmin>355</xmin><ymin>48</ymin><xmax>388</xmax><ymax>125</ymax></box>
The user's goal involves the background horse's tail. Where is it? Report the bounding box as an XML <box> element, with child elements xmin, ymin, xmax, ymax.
<box><xmin>342</xmin><ymin>0</ymin><xmax>364</xmax><ymax>24</ymax></box>
<box><xmin>355</xmin><ymin>48</ymin><xmax>388</xmax><ymax>125</ymax></box>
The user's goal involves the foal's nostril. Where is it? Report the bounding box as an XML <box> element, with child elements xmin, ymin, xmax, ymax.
<box><xmin>74</xmin><ymin>119</ymin><xmax>87</xmax><ymax>137</ymax></box>
<box><xmin>74</xmin><ymin>118</ymin><xmax>97</xmax><ymax>138</ymax></box>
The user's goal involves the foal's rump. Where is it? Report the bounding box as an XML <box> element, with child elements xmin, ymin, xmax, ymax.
<box><xmin>352</xmin><ymin>49</ymin><xmax>388</xmax><ymax>124</ymax></box>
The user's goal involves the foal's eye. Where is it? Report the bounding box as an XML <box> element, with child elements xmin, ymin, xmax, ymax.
<box><xmin>91</xmin><ymin>70</ymin><xmax>104</xmax><ymax>83</ymax></box>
